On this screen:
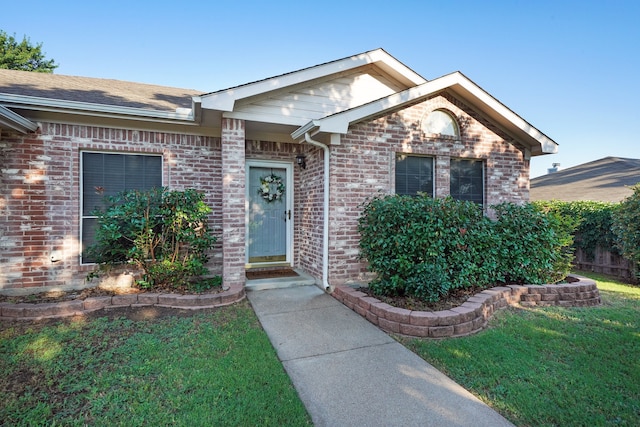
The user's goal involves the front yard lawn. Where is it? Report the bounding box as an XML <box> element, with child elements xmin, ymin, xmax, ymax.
<box><xmin>0</xmin><ymin>301</ymin><xmax>311</xmax><ymax>426</ymax></box>
<box><xmin>400</xmin><ymin>271</ymin><xmax>640</xmax><ymax>426</ymax></box>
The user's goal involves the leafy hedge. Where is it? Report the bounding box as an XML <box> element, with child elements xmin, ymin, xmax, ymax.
<box><xmin>358</xmin><ymin>195</ymin><xmax>576</xmax><ymax>302</ymax></box>
<box><xmin>87</xmin><ymin>188</ymin><xmax>217</xmax><ymax>290</ymax></box>
<box><xmin>612</xmin><ymin>184</ymin><xmax>640</xmax><ymax>279</ymax></box>
<box><xmin>531</xmin><ymin>200</ymin><xmax>619</xmax><ymax>261</ymax></box>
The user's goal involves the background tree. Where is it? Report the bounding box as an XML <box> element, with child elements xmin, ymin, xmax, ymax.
<box><xmin>0</xmin><ymin>30</ymin><xmax>57</xmax><ymax>72</ymax></box>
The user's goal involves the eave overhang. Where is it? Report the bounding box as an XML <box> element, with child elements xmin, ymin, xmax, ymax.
<box><xmin>0</xmin><ymin>93</ymin><xmax>200</xmax><ymax>126</ymax></box>
<box><xmin>292</xmin><ymin>72</ymin><xmax>558</xmax><ymax>156</ymax></box>
<box><xmin>0</xmin><ymin>104</ymin><xmax>38</xmax><ymax>133</ymax></box>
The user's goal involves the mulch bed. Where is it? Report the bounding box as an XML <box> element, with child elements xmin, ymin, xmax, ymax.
<box><xmin>0</xmin><ymin>283</ymin><xmax>224</xmax><ymax>305</ymax></box>
<box><xmin>357</xmin><ymin>286</ymin><xmax>485</xmax><ymax>312</ymax></box>
<box><xmin>358</xmin><ymin>276</ymin><xmax>581</xmax><ymax>312</ymax></box>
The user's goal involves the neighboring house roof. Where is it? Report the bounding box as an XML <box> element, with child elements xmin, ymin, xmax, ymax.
<box><xmin>0</xmin><ymin>48</ymin><xmax>558</xmax><ymax>157</ymax></box>
<box><xmin>530</xmin><ymin>156</ymin><xmax>640</xmax><ymax>202</ymax></box>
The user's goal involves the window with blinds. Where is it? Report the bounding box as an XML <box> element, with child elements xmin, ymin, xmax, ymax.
<box><xmin>450</xmin><ymin>158</ymin><xmax>484</xmax><ymax>207</ymax></box>
<box><xmin>81</xmin><ymin>152</ymin><xmax>162</xmax><ymax>263</ymax></box>
<box><xmin>395</xmin><ymin>154</ymin><xmax>434</xmax><ymax>196</ymax></box>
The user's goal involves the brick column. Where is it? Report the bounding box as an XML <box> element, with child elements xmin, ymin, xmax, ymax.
<box><xmin>221</xmin><ymin>118</ymin><xmax>246</xmax><ymax>288</ymax></box>
<box><xmin>435</xmin><ymin>155</ymin><xmax>450</xmax><ymax>198</ymax></box>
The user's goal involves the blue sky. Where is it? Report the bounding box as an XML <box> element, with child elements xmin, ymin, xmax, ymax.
<box><xmin>2</xmin><ymin>0</ymin><xmax>638</xmax><ymax>178</ymax></box>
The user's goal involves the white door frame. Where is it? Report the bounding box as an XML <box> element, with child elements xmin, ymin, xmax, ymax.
<box><xmin>245</xmin><ymin>160</ymin><xmax>294</xmax><ymax>267</ymax></box>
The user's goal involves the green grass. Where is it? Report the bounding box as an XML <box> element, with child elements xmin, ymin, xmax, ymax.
<box><xmin>400</xmin><ymin>272</ymin><xmax>640</xmax><ymax>426</ymax></box>
<box><xmin>0</xmin><ymin>301</ymin><xmax>311</xmax><ymax>426</ymax></box>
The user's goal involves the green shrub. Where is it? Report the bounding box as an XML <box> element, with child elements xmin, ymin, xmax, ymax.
<box><xmin>493</xmin><ymin>203</ymin><xmax>577</xmax><ymax>284</ymax></box>
<box><xmin>532</xmin><ymin>200</ymin><xmax>619</xmax><ymax>261</ymax></box>
<box><xmin>358</xmin><ymin>195</ymin><xmax>500</xmax><ymax>302</ymax></box>
<box><xmin>87</xmin><ymin>188</ymin><xmax>217</xmax><ymax>290</ymax></box>
<box><xmin>358</xmin><ymin>195</ymin><xmax>575</xmax><ymax>302</ymax></box>
<box><xmin>612</xmin><ymin>184</ymin><xmax>640</xmax><ymax>279</ymax></box>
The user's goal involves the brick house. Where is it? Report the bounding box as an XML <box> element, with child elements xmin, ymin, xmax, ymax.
<box><xmin>0</xmin><ymin>49</ymin><xmax>557</xmax><ymax>294</ymax></box>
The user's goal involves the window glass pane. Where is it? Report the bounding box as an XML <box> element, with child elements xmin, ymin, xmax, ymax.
<box><xmin>422</xmin><ymin>110</ymin><xmax>458</xmax><ymax>137</ymax></box>
<box><xmin>395</xmin><ymin>154</ymin><xmax>433</xmax><ymax>196</ymax></box>
<box><xmin>103</xmin><ymin>153</ymin><xmax>126</xmax><ymax>197</ymax></box>
<box><xmin>450</xmin><ymin>159</ymin><xmax>483</xmax><ymax>206</ymax></box>
<box><xmin>81</xmin><ymin>152</ymin><xmax>162</xmax><ymax>262</ymax></box>
<box><xmin>81</xmin><ymin>218</ymin><xmax>98</xmax><ymax>263</ymax></box>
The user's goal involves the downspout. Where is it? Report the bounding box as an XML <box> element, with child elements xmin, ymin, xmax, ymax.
<box><xmin>304</xmin><ymin>132</ymin><xmax>331</xmax><ymax>291</ymax></box>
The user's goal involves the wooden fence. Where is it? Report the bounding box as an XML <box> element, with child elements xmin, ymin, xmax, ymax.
<box><xmin>573</xmin><ymin>247</ymin><xmax>637</xmax><ymax>283</ymax></box>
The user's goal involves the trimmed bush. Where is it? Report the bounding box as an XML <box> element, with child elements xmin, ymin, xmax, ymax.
<box><xmin>358</xmin><ymin>195</ymin><xmax>575</xmax><ymax>302</ymax></box>
<box><xmin>494</xmin><ymin>202</ymin><xmax>576</xmax><ymax>285</ymax></box>
<box><xmin>87</xmin><ymin>188</ymin><xmax>217</xmax><ymax>290</ymax></box>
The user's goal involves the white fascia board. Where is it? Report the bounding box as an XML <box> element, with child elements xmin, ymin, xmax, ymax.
<box><xmin>0</xmin><ymin>94</ymin><xmax>195</xmax><ymax>123</ymax></box>
<box><xmin>0</xmin><ymin>104</ymin><xmax>38</xmax><ymax>133</ymax></box>
<box><xmin>446</xmin><ymin>73</ymin><xmax>558</xmax><ymax>154</ymax></box>
<box><xmin>201</xmin><ymin>49</ymin><xmax>427</xmax><ymax>112</ymax></box>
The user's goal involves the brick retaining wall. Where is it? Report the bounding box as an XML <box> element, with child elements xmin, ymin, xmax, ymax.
<box><xmin>332</xmin><ymin>275</ymin><xmax>600</xmax><ymax>338</ymax></box>
<box><xmin>0</xmin><ymin>284</ymin><xmax>245</xmax><ymax>321</ymax></box>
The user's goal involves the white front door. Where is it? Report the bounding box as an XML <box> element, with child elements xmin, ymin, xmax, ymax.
<box><xmin>246</xmin><ymin>161</ymin><xmax>293</xmax><ymax>266</ymax></box>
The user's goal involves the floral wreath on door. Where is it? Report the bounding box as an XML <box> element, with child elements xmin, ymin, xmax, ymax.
<box><xmin>259</xmin><ymin>174</ymin><xmax>285</xmax><ymax>202</ymax></box>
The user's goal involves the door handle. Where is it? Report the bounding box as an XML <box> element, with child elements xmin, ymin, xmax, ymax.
<box><xmin>284</xmin><ymin>210</ymin><xmax>291</xmax><ymax>221</ymax></box>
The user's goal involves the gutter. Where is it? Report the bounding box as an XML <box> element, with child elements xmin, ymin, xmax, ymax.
<box><xmin>0</xmin><ymin>105</ymin><xmax>38</xmax><ymax>133</ymax></box>
<box><xmin>303</xmin><ymin>131</ymin><xmax>331</xmax><ymax>291</ymax></box>
<box><xmin>0</xmin><ymin>93</ymin><xmax>197</xmax><ymax>125</ymax></box>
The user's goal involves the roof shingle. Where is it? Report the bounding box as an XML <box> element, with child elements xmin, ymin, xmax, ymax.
<box><xmin>530</xmin><ymin>156</ymin><xmax>640</xmax><ymax>202</ymax></box>
<box><xmin>0</xmin><ymin>69</ymin><xmax>202</xmax><ymax>112</ymax></box>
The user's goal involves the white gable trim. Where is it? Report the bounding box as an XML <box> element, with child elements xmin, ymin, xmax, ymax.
<box><xmin>200</xmin><ymin>49</ymin><xmax>427</xmax><ymax>112</ymax></box>
<box><xmin>292</xmin><ymin>72</ymin><xmax>558</xmax><ymax>156</ymax></box>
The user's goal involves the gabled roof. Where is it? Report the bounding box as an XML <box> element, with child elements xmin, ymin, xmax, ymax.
<box><xmin>200</xmin><ymin>48</ymin><xmax>426</xmax><ymax>112</ymax></box>
<box><xmin>0</xmin><ymin>49</ymin><xmax>558</xmax><ymax>157</ymax></box>
<box><xmin>291</xmin><ymin>71</ymin><xmax>557</xmax><ymax>156</ymax></box>
<box><xmin>530</xmin><ymin>157</ymin><xmax>640</xmax><ymax>202</ymax></box>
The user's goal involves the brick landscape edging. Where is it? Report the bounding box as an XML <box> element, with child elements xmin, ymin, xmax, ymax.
<box><xmin>332</xmin><ymin>275</ymin><xmax>600</xmax><ymax>338</ymax></box>
<box><xmin>0</xmin><ymin>284</ymin><xmax>246</xmax><ymax>321</ymax></box>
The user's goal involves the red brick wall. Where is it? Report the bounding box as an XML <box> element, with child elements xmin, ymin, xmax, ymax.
<box><xmin>1</xmin><ymin>92</ymin><xmax>532</xmax><ymax>292</ymax></box>
<box><xmin>0</xmin><ymin>123</ymin><xmax>223</xmax><ymax>292</ymax></box>
<box><xmin>327</xmin><ymin>95</ymin><xmax>530</xmax><ymax>286</ymax></box>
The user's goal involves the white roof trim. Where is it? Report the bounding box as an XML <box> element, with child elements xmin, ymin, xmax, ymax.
<box><xmin>292</xmin><ymin>72</ymin><xmax>557</xmax><ymax>155</ymax></box>
<box><xmin>201</xmin><ymin>48</ymin><xmax>427</xmax><ymax>112</ymax></box>
<box><xmin>0</xmin><ymin>104</ymin><xmax>38</xmax><ymax>133</ymax></box>
<box><xmin>0</xmin><ymin>93</ymin><xmax>197</xmax><ymax>124</ymax></box>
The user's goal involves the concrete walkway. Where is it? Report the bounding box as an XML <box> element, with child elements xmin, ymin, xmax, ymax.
<box><xmin>247</xmin><ymin>284</ymin><xmax>514</xmax><ymax>427</ymax></box>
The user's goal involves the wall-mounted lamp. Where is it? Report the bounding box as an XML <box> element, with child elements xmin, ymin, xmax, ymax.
<box><xmin>296</xmin><ymin>154</ymin><xmax>307</xmax><ymax>169</ymax></box>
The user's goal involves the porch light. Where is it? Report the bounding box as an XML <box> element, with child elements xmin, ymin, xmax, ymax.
<box><xmin>296</xmin><ymin>154</ymin><xmax>307</xmax><ymax>169</ymax></box>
